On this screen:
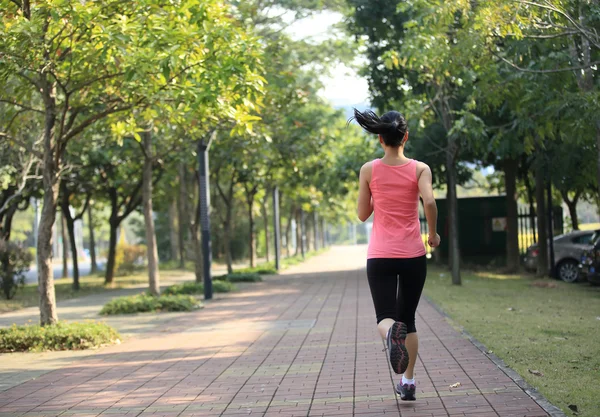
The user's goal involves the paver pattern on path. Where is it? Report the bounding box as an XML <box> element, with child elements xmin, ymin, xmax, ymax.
<box><xmin>0</xmin><ymin>246</ymin><xmax>554</xmax><ymax>417</ymax></box>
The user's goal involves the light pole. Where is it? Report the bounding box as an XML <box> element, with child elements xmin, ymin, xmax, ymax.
<box><xmin>197</xmin><ymin>130</ymin><xmax>216</xmax><ymax>300</ymax></box>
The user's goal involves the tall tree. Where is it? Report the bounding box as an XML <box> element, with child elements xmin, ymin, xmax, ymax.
<box><xmin>1</xmin><ymin>0</ymin><xmax>264</xmax><ymax>324</ymax></box>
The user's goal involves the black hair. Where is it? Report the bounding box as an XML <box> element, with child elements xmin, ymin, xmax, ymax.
<box><xmin>349</xmin><ymin>109</ymin><xmax>408</xmax><ymax>147</ymax></box>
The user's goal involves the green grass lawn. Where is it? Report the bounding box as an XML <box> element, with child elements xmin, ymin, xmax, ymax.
<box><xmin>424</xmin><ymin>267</ymin><xmax>600</xmax><ymax>417</ymax></box>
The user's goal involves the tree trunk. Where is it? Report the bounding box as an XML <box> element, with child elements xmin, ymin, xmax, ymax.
<box><xmin>285</xmin><ymin>205</ymin><xmax>294</xmax><ymax>257</ymax></box>
<box><xmin>224</xmin><ymin>217</ymin><xmax>233</xmax><ymax>274</ymax></box>
<box><xmin>38</xmin><ymin>97</ymin><xmax>59</xmax><ymax>325</ymax></box>
<box><xmin>569</xmin><ymin>31</ymin><xmax>599</xmax><ymax>201</ymax></box>
<box><xmin>247</xmin><ymin>195</ymin><xmax>256</xmax><ymax>268</ymax></box>
<box><xmin>1</xmin><ymin>203</ymin><xmax>19</xmax><ymax>241</ymax></box>
<box><xmin>306</xmin><ymin>215</ymin><xmax>312</xmax><ymax>251</ymax></box>
<box><xmin>300</xmin><ymin>209</ymin><xmax>306</xmax><ymax>258</ymax></box>
<box><xmin>262</xmin><ymin>195</ymin><xmax>270</xmax><ymax>263</ymax></box>
<box><xmin>65</xmin><ymin>214</ymin><xmax>79</xmax><ymax>290</ymax></box>
<box><xmin>320</xmin><ymin>217</ymin><xmax>326</xmax><ymax>248</ymax></box>
<box><xmin>87</xmin><ymin>203</ymin><xmax>98</xmax><ymax>274</ymax></box>
<box><xmin>535</xmin><ymin>158</ymin><xmax>549</xmax><ymax>277</ymax></box>
<box><xmin>524</xmin><ymin>172</ymin><xmax>536</xmax><ymax>241</ymax></box>
<box><xmin>504</xmin><ymin>158</ymin><xmax>520</xmax><ymax>273</ymax></box>
<box><xmin>104</xmin><ymin>189</ymin><xmax>120</xmax><ymax>285</ymax></box>
<box><xmin>168</xmin><ymin>200</ymin><xmax>179</xmax><ymax>262</ymax></box>
<box><xmin>295</xmin><ymin>208</ymin><xmax>301</xmax><ymax>256</ymax></box>
<box><xmin>561</xmin><ymin>190</ymin><xmax>580</xmax><ymax>231</ymax></box>
<box><xmin>313</xmin><ymin>211</ymin><xmax>319</xmax><ymax>251</ymax></box>
<box><xmin>596</xmin><ymin>121</ymin><xmax>600</xmax><ymax>200</ymax></box>
<box><xmin>38</xmin><ymin>180</ymin><xmax>59</xmax><ymax>325</ymax></box>
<box><xmin>178</xmin><ymin>163</ymin><xmax>187</xmax><ymax>268</ymax></box>
<box><xmin>446</xmin><ymin>139</ymin><xmax>461</xmax><ymax>285</ymax></box>
<box><xmin>61</xmin><ymin>213</ymin><xmax>68</xmax><ymax>278</ymax></box>
<box><xmin>142</xmin><ymin>131</ymin><xmax>160</xmax><ymax>296</ymax></box>
<box><xmin>60</xmin><ymin>183</ymin><xmax>80</xmax><ymax>289</ymax></box>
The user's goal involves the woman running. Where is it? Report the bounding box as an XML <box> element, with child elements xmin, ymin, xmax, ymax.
<box><xmin>352</xmin><ymin>109</ymin><xmax>440</xmax><ymax>401</ymax></box>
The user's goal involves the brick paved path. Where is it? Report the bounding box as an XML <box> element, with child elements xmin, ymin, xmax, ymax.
<box><xmin>0</xmin><ymin>246</ymin><xmax>555</xmax><ymax>417</ymax></box>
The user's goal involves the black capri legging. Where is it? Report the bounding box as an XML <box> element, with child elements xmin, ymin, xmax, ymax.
<box><xmin>366</xmin><ymin>256</ymin><xmax>427</xmax><ymax>333</ymax></box>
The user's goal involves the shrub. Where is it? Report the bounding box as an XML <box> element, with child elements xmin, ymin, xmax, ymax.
<box><xmin>223</xmin><ymin>272</ymin><xmax>262</xmax><ymax>283</ymax></box>
<box><xmin>0</xmin><ymin>321</ymin><xmax>121</xmax><ymax>352</ymax></box>
<box><xmin>163</xmin><ymin>281</ymin><xmax>236</xmax><ymax>295</ymax></box>
<box><xmin>0</xmin><ymin>240</ymin><xmax>33</xmax><ymax>300</ymax></box>
<box><xmin>115</xmin><ymin>243</ymin><xmax>147</xmax><ymax>276</ymax></box>
<box><xmin>235</xmin><ymin>266</ymin><xmax>277</xmax><ymax>275</ymax></box>
<box><xmin>100</xmin><ymin>293</ymin><xmax>202</xmax><ymax>315</ymax></box>
<box><xmin>213</xmin><ymin>280</ymin><xmax>237</xmax><ymax>292</ymax></box>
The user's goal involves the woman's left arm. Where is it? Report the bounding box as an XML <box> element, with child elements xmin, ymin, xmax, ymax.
<box><xmin>357</xmin><ymin>162</ymin><xmax>373</xmax><ymax>222</ymax></box>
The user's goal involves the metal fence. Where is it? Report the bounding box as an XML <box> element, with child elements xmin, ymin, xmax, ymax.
<box><xmin>517</xmin><ymin>206</ymin><xmax>564</xmax><ymax>255</ymax></box>
<box><xmin>518</xmin><ymin>207</ymin><xmax>537</xmax><ymax>255</ymax></box>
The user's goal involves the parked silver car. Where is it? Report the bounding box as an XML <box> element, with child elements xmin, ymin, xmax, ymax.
<box><xmin>523</xmin><ymin>230</ymin><xmax>600</xmax><ymax>282</ymax></box>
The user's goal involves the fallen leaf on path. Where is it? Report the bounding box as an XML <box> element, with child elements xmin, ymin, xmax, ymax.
<box><xmin>449</xmin><ymin>382</ymin><xmax>461</xmax><ymax>388</ymax></box>
<box><xmin>528</xmin><ymin>369</ymin><xmax>543</xmax><ymax>376</ymax></box>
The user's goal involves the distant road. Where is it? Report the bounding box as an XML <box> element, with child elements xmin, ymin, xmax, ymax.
<box><xmin>24</xmin><ymin>261</ymin><xmax>105</xmax><ymax>285</ymax></box>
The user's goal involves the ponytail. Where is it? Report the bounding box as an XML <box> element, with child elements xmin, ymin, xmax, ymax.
<box><xmin>349</xmin><ymin>108</ymin><xmax>408</xmax><ymax>148</ymax></box>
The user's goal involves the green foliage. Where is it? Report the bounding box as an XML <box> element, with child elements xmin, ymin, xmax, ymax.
<box><xmin>163</xmin><ymin>280</ymin><xmax>236</xmax><ymax>295</ymax></box>
<box><xmin>0</xmin><ymin>240</ymin><xmax>33</xmax><ymax>299</ymax></box>
<box><xmin>214</xmin><ymin>272</ymin><xmax>263</xmax><ymax>283</ymax></box>
<box><xmin>100</xmin><ymin>293</ymin><xmax>201</xmax><ymax>315</ymax></box>
<box><xmin>234</xmin><ymin>266</ymin><xmax>277</xmax><ymax>275</ymax></box>
<box><xmin>114</xmin><ymin>242</ymin><xmax>146</xmax><ymax>276</ymax></box>
<box><xmin>0</xmin><ymin>321</ymin><xmax>121</xmax><ymax>353</ymax></box>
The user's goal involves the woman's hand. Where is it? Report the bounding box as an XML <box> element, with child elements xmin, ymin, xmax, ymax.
<box><xmin>428</xmin><ymin>233</ymin><xmax>441</xmax><ymax>248</ymax></box>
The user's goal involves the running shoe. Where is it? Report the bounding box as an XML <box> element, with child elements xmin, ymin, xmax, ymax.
<box><xmin>386</xmin><ymin>321</ymin><xmax>409</xmax><ymax>374</ymax></box>
<box><xmin>396</xmin><ymin>382</ymin><xmax>416</xmax><ymax>401</ymax></box>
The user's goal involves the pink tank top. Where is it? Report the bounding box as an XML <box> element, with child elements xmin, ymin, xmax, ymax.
<box><xmin>367</xmin><ymin>158</ymin><xmax>426</xmax><ymax>259</ymax></box>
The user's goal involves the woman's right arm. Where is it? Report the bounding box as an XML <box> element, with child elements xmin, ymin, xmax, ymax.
<box><xmin>417</xmin><ymin>163</ymin><xmax>440</xmax><ymax>248</ymax></box>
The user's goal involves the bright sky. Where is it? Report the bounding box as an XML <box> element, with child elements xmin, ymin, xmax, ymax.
<box><xmin>284</xmin><ymin>11</ymin><xmax>370</xmax><ymax>107</ymax></box>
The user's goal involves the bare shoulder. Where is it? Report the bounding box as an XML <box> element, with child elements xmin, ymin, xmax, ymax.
<box><xmin>360</xmin><ymin>160</ymin><xmax>374</xmax><ymax>174</ymax></box>
<box><xmin>359</xmin><ymin>161</ymin><xmax>374</xmax><ymax>182</ymax></box>
<box><xmin>415</xmin><ymin>161</ymin><xmax>431</xmax><ymax>178</ymax></box>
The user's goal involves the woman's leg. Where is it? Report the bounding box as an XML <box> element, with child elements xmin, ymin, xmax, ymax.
<box><xmin>396</xmin><ymin>256</ymin><xmax>427</xmax><ymax>380</ymax></box>
<box><xmin>404</xmin><ymin>334</ymin><xmax>419</xmax><ymax>379</ymax></box>
<box><xmin>366</xmin><ymin>258</ymin><xmax>398</xmax><ymax>338</ymax></box>
<box><xmin>367</xmin><ymin>258</ymin><xmax>410</xmax><ymax>374</ymax></box>
<box><xmin>377</xmin><ymin>318</ymin><xmax>395</xmax><ymax>340</ymax></box>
